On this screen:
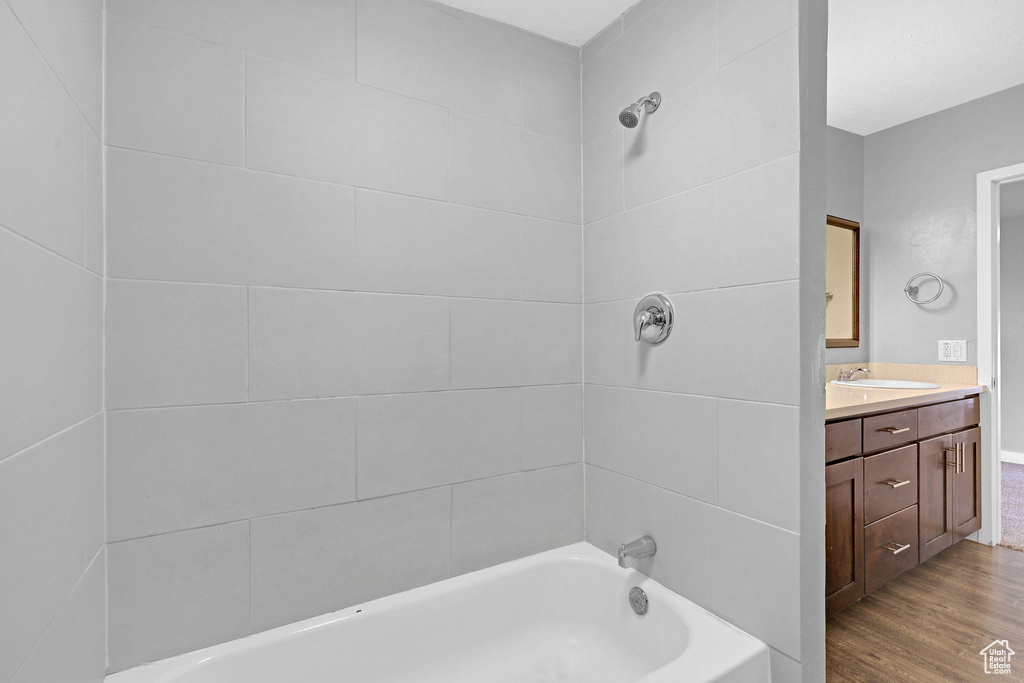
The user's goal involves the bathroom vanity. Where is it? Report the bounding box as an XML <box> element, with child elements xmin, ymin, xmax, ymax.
<box><xmin>824</xmin><ymin>384</ymin><xmax>985</xmax><ymax>616</ymax></box>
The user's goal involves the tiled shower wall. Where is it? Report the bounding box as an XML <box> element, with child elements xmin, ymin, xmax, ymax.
<box><xmin>580</xmin><ymin>0</ymin><xmax>825</xmax><ymax>681</ymax></box>
<box><xmin>0</xmin><ymin>1</ymin><xmax>106</xmax><ymax>681</ymax></box>
<box><xmin>103</xmin><ymin>0</ymin><xmax>584</xmax><ymax>671</ymax></box>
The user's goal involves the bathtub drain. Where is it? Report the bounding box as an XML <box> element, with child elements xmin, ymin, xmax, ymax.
<box><xmin>629</xmin><ymin>587</ymin><xmax>649</xmax><ymax>615</ymax></box>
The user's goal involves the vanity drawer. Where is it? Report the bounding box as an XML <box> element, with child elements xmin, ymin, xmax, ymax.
<box><xmin>864</xmin><ymin>505</ymin><xmax>919</xmax><ymax>592</ymax></box>
<box><xmin>863</xmin><ymin>445</ymin><xmax>918</xmax><ymax>524</ymax></box>
<box><xmin>863</xmin><ymin>409</ymin><xmax>918</xmax><ymax>453</ymax></box>
<box><xmin>918</xmin><ymin>397</ymin><xmax>980</xmax><ymax>438</ymax></box>
<box><xmin>826</xmin><ymin>419</ymin><xmax>862</xmax><ymax>463</ymax></box>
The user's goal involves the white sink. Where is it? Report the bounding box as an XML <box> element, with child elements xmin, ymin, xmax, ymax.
<box><xmin>831</xmin><ymin>379</ymin><xmax>940</xmax><ymax>390</ymax></box>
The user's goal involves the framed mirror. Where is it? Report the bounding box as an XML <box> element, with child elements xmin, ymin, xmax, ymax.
<box><xmin>826</xmin><ymin>215</ymin><xmax>860</xmax><ymax>348</ymax></box>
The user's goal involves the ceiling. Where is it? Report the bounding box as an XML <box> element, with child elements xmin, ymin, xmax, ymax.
<box><xmin>828</xmin><ymin>0</ymin><xmax>1024</xmax><ymax>136</ymax></box>
<box><xmin>435</xmin><ymin>0</ymin><xmax>639</xmax><ymax>47</ymax></box>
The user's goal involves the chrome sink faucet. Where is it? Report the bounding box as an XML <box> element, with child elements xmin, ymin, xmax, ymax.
<box><xmin>618</xmin><ymin>535</ymin><xmax>656</xmax><ymax>568</ymax></box>
<box><xmin>837</xmin><ymin>367</ymin><xmax>870</xmax><ymax>382</ymax></box>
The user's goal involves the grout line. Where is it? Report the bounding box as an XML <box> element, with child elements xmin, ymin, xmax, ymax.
<box><xmin>247</xmin><ymin>520</ymin><xmax>253</xmax><ymax>634</ymax></box>
<box><xmin>103</xmin><ymin>143</ymin><xmax>584</xmax><ymax>224</ymax></box>
<box><xmin>8</xmin><ymin>545</ymin><xmax>106</xmax><ymax>682</ymax></box>
<box><xmin>586</xmin><ymin>462</ymin><xmax>800</xmax><ymax>536</ymax></box>
<box><xmin>104</xmin><ymin>275</ymin><xmax>583</xmax><ymax>304</ymax></box>
<box><xmin>0</xmin><ymin>411</ymin><xmax>104</xmax><ymax>466</ymax></box>
<box><xmin>582</xmin><ymin>381</ymin><xmax>802</xmax><ymax>408</ymax></box>
<box><xmin>4</xmin><ymin>0</ymin><xmax>100</xmax><ymax>139</ymax></box>
<box><xmin>0</xmin><ymin>222</ymin><xmax>102</xmax><ymax>277</ymax></box>
<box><xmin>105</xmin><ymin>383</ymin><xmax>583</xmax><ymax>414</ymax></box>
<box><xmin>107</xmin><ymin>464</ymin><xmax>582</xmax><ymax>546</ymax></box>
<box><xmin>245</xmin><ymin>286</ymin><xmax>251</xmax><ymax>401</ymax></box>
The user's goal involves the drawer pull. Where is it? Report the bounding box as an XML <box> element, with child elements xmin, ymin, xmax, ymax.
<box><xmin>880</xmin><ymin>427</ymin><xmax>910</xmax><ymax>435</ymax></box>
<box><xmin>883</xmin><ymin>541</ymin><xmax>911</xmax><ymax>555</ymax></box>
<box><xmin>883</xmin><ymin>478</ymin><xmax>911</xmax><ymax>489</ymax></box>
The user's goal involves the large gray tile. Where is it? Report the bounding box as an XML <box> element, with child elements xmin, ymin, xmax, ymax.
<box><xmin>108</xmin><ymin>523</ymin><xmax>250</xmax><ymax>672</ymax></box>
<box><xmin>250</xmin><ymin>488</ymin><xmax>451</xmax><ymax>631</ymax></box>
<box><xmin>246</xmin><ymin>55</ymin><xmax>447</xmax><ymax>199</ymax></box>
<box><xmin>0</xmin><ymin>4</ymin><xmax>86</xmax><ymax>264</ymax></box>
<box><xmin>12</xmin><ymin>549</ymin><xmax>105</xmax><ymax>683</ymax></box>
<box><xmin>582</xmin><ymin>0</ymin><xmax>716</xmax><ymax>143</ymax></box>
<box><xmin>355</xmin><ymin>189</ymin><xmax>519</xmax><ymax>300</ymax></box>
<box><xmin>84</xmin><ymin>128</ymin><xmax>103</xmax><ymax>275</ymax></box>
<box><xmin>358</xmin><ymin>389</ymin><xmax>521</xmax><ymax>498</ymax></box>
<box><xmin>718</xmin><ymin>400</ymin><xmax>801</xmax><ymax>532</ymax></box>
<box><xmin>449</xmin><ymin>112</ymin><xmax>581</xmax><ymax>223</ymax></box>
<box><xmin>522</xmin><ymin>385</ymin><xmax>583</xmax><ymax>470</ymax></box>
<box><xmin>105</xmin><ymin>280</ymin><xmax>248</xmax><ymax>409</ymax></box>
<box><xmin>0</xmin><ymin>231</ymin><xmax>101</xmax><ymax>459</ymax></box>
<box><xmin>107</xmin><ymin>399</ymin><xmax>356</xmax><ymax>541</ymax></box>
<box><xmin>582</xmin><ymin>127</ymin><xmax>624</xmax><ymax>225</ymax></box>
<box><xmin>584</xmin><ymin>183</ymin><xmax>717</xmax><ymax>303</ymax></box>
<box><xmin>357</xmin><ymin>0</ymin><xmax>520</xmax><ymax>126</ymax></box>
<box><xmin>583</xmin><ymin>302</ymin><xmax>626</xmax><ymax>388</ymax></box>
<box><xmin>452</xmin><ymin>465</ymin><xmax>584</xmax><ymax>574</ymax></box>
<box><xmin>6</xmin><ymin>0</ymin><xmax>102</xmax><ymax>133</ymax></box>
<box><xmin>522</xmin><ymin>46</ymin><xmax>581</xmax><ymax>143</ymax></box>
<box><xmin>718</xmin><ymin>0</ymin><xmax>799</xmax><ymax>66</ymax></box>
<box><xmin>106</xmin><ymin>0</ymin><xmax>356</xmax><ymax>79</ymax></box>
<box><xmin>105</xmin><ymin>16</ymin><xmax>244</xmax><ymax>165</ymax></box>
<box><xmin>716</xmin><ymin>154</ymin><xmax>800</xmax><ymax>287</ymax></box>
<box><xmin>623</xmin><ymin>29</ymin><xmax>800</xmax><ymax>208</ymax></box>
<box><xmin>585</xmin><ymin>385</ymin><xmax>718</xmax><ymax>503</ymax></box>
<box><xmin>107</xmin><ymin>149</ymin><xmax>355</xmax><ymax>289</ymax></box>
<box><xmin>585</xmin><ymin>465</ymin><xmax>801</xmax><ymax>657</ymax></box>
<box><xmin>0</xmin><ymin>416</ymin><xmax>104</xmax><ymax>683</ymax></box>
<box><xmin>248</xmin><ymin>288</ymin><xmax>450</xmax><ymax>400</ymax></box>
<box><xmin>520</xmin><ymin>217</ymin><xmax>582</xmax><ymax>304</ymax></box>
<box><xmin>451</xmin><ymin>299</ymin><xmax>582</xmax><ymax>389</ymax></box>
<box><xmin>625</xmin><ymin>282</ymin><xmax>801</xmax><ymax>405</ymax></box>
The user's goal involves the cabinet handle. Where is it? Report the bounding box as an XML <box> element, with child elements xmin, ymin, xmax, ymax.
<box><xmin>945</xmin><ymin>447</ymin><xmax>958</xmax><ymax>468</ymax></box>
<box><xmin>883</xmin><ymin>478</ymin><xmax>911</xmax><ymax>489</ymax></box>
<box><xmin>883</xmin><ymin>541</ymin><xmax>911</xmax><ymax>555</ymax></box>
<box><xmin>958</xmin><ymin>443</ymin><xmax>964</xmax><ymax>473</ymax></box>
<box><xmin>880</xmin><ymin>427</ymin><xmax>910</xmax><ymax>435</ymax></box>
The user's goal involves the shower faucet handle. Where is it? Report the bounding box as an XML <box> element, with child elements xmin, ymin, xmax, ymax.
<box><xmin>633</xmin><ymin>293</ymin><xmax>674</xmax><ymax>344</ymax></box>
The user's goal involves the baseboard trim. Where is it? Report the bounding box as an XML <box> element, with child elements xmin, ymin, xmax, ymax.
<box><xmin>1001</xmin><ymin>450</ymin><xmax>1024</xmax><ymax>465</ymax></box>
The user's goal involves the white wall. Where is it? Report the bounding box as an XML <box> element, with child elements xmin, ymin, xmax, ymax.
<box><xmin>0</xmin><ymin>1</ymin><xmax>106</xmax><ymax>681</ymax></box>
<box><xmin>580</xmin><ymin>0</ymin><xmax>826</xmax><ymax>680</ymax></box>
<box><xmin>825</xmin><ymin>125</ymin><xmax>867</xmax><ymax>364</ymax></box>
<box><xmin>102</xmin><ymin>0</ymin><xmax>584</xmax><ymax>671</ymax></box>
<box><xmin>863</xmin><ymin>83</ymin><xmax>1024</xmax><ymax>365</ymax></box>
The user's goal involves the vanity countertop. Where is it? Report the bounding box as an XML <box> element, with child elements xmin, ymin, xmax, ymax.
<box><xmin>826</xmin><ymin>382</ymin><xmax>987</xmax><ymax>421</ymax></box>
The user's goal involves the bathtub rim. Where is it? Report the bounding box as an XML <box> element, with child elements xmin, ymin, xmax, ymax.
<box><xmin>104</xmin><ymin>541</ymin><xmax>769</xmax><ymax>683</ymax></box>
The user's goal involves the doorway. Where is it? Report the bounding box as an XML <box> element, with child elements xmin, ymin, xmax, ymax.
<box><xmin>977</xmin><ymin>162</ymin><xmax>1024</xmax><ymax>549</ymax></box>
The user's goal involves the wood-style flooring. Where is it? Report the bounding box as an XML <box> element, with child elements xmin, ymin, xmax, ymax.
<box><xmin>827</xmin><ymin>541</ymin><xmax>1024</xmax><ymax>681</ymax></box>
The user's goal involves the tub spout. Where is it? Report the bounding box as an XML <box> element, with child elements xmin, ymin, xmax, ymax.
<box><xmin>618</xmin><ymin>535</ymin><xmax>656</xmax><ymax>568</ymax></box>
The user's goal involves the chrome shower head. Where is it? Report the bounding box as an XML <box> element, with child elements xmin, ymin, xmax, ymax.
<box><xmin>618</xmin><ymin>92</ymin><xmax>662</xmax><ymax>128</ymax></box>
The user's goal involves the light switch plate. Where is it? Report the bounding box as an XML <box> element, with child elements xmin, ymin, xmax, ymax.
<box><xmin>938</xmin><ymin>340</ymin><xmax>967</xmax><ymax>362</ymax></box>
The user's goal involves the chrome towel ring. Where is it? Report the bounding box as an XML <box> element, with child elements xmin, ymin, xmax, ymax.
<box><xmin>904</xmin><ymin>272</ymin><xmax>944</xmax><ymax>304</ymax></box>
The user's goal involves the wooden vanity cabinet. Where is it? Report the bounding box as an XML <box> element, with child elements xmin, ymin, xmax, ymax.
<box><xmin>825</xmin><ymin>395</ymin><xmax>981</xmax><ymax>617</ymax></box>
<box><xmin>953</xmin><ymin>427</ymin><xmax>982</xmax><ymax>542</ymax></box>
<box><xmin>825</xmin><ymin>458</ymin><xmax>864</xmax><ymax>615</ymax></box>
<box><xmin>918</xmin><ymin>434</ymin><xmax>954</xmax><ymax>561</ymax></box>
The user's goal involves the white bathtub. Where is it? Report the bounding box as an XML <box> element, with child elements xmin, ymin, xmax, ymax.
<box><xmin>106</xmin><ymin>542</ymin><xmax>770</xmax><ymax>683</ymax></box>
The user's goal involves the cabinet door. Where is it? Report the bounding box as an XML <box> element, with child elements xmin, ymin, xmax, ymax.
<box><xmin>918</xmin><ymin>435</ymin><xmax>953</xmax><ymax>562</ymax></box>
<box><xmin>953</xmin><ymin>427</ymin><xmax>982</xmax><ymax>542</ymax></box>
<box><xmin>826</xmin><ymin>458</ymin><xmax>864</xmax><ymax>616</ymax></box>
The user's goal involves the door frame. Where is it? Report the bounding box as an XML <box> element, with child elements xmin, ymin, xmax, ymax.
<box><xmin>977</xmin><ymin>161</ymin><xmax>1024</xmax><ymax>546</ymax></box>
